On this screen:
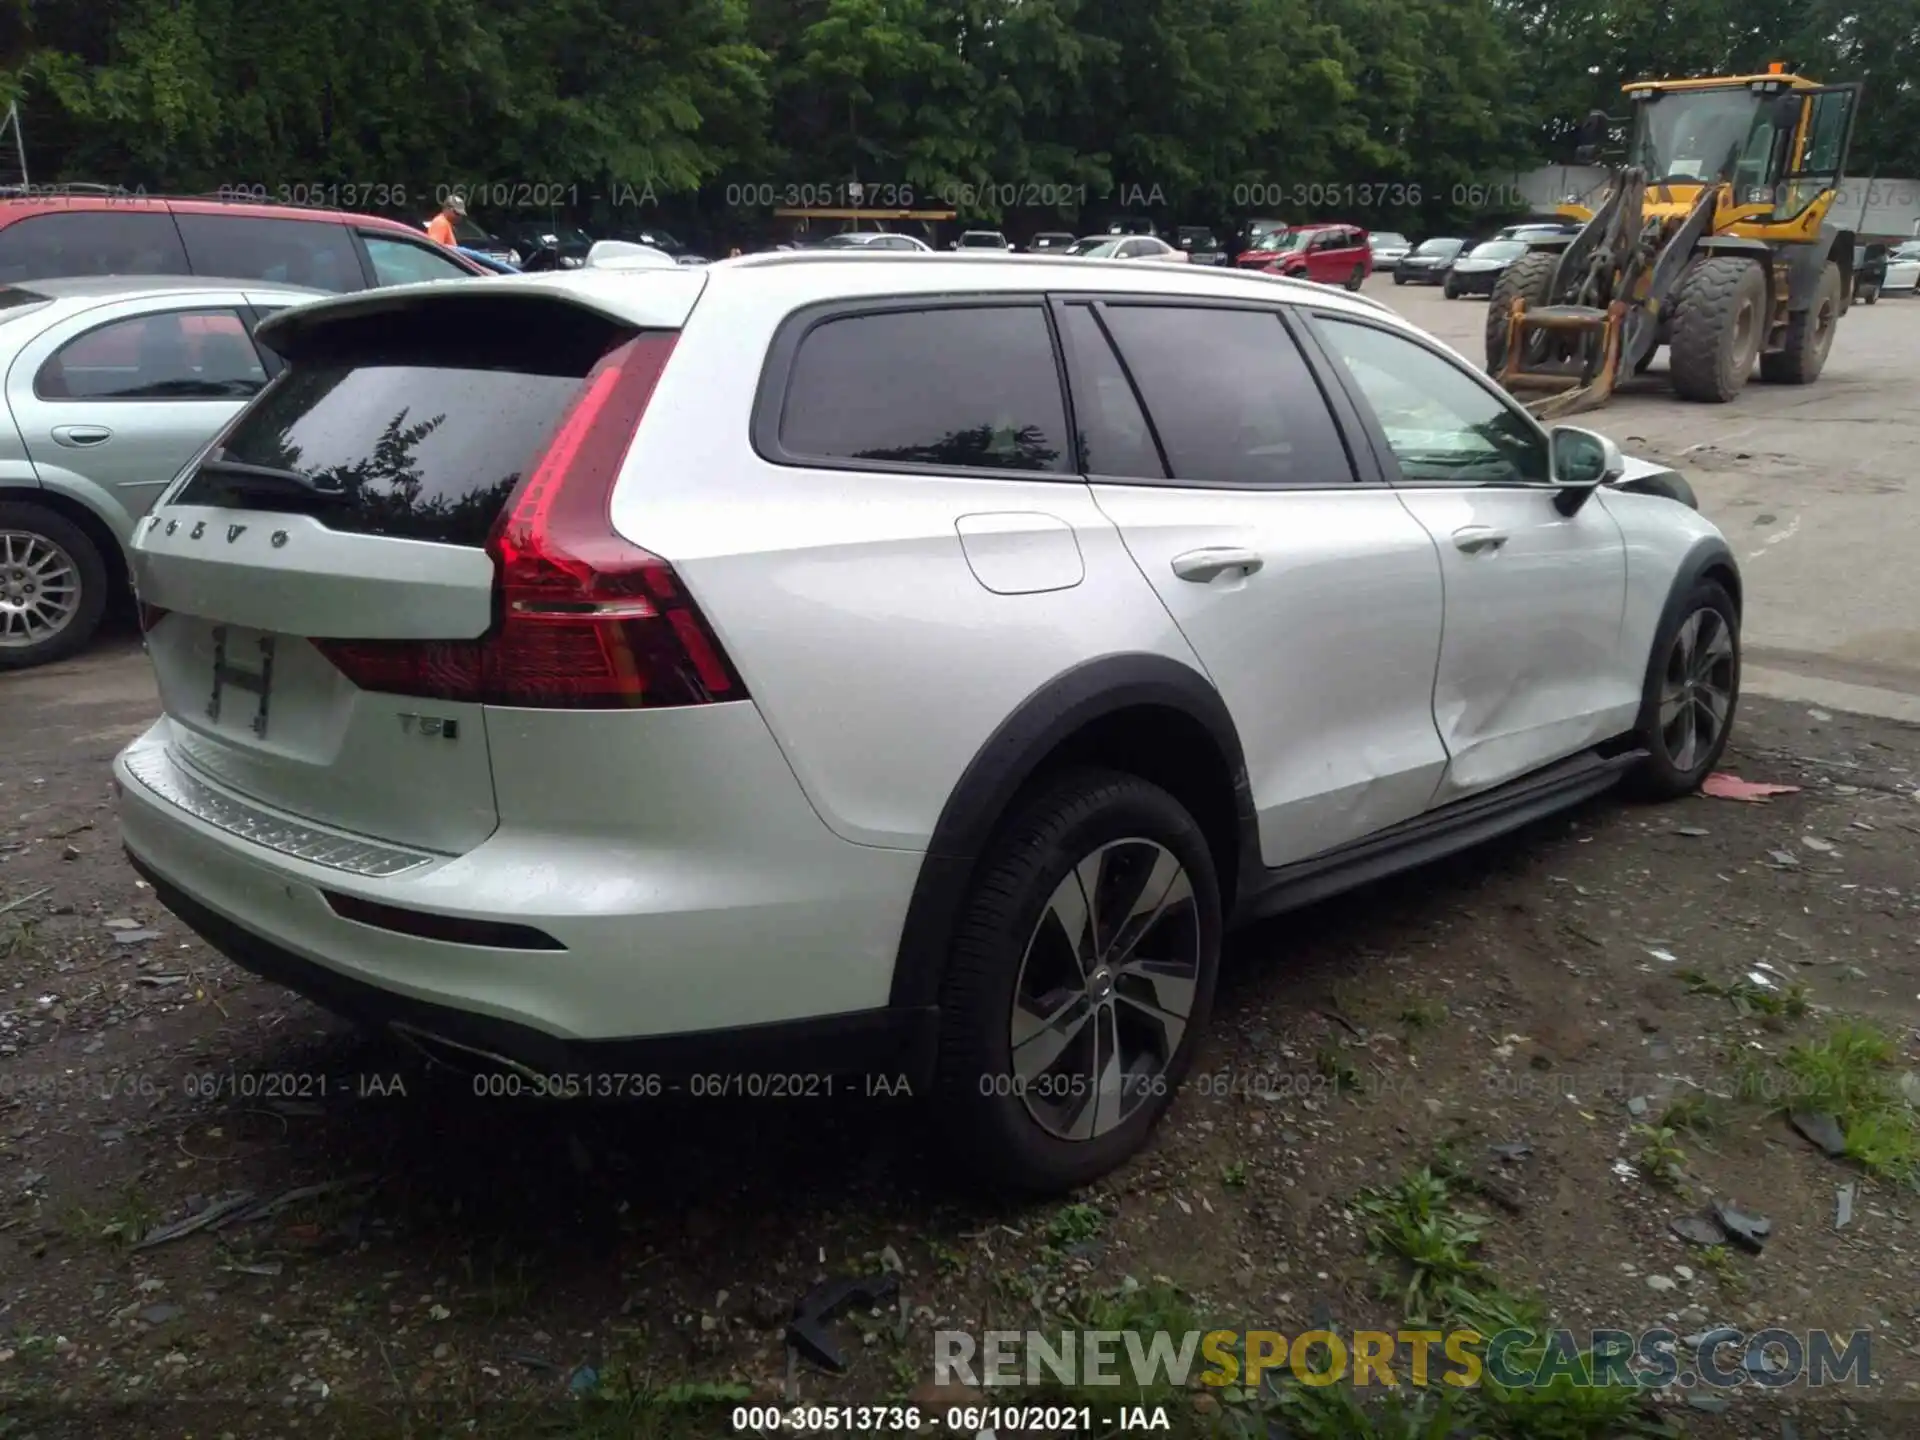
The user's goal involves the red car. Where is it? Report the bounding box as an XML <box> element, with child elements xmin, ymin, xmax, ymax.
<box><xmin>1238</xmin><ymin>221</ymin><xmax>1372</xmax><ymax>291</ymax></box>
<box><xmin>0</xmin><ymin>193</ymin><xmax>495</xmax><ymax>293</ymax></box>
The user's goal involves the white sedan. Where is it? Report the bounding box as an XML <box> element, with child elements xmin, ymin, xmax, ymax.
<box><xmin>1885</xmin><ymin>241</ymin><xmax>1920</xmax><ymax>295</ymax></box>
<box><xmin>1065</xmin><ymin>235</ymin><xmax>1188</xmax><ymax>263</ymax></box>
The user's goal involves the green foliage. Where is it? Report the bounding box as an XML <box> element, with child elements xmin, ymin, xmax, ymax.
<box><xmin>4</xmin><ymin>0</ymin><xmax>1915</xmax><ymax>243</ymax></box>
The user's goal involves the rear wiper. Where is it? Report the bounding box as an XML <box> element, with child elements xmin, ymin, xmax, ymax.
<box><xmin>195</xmin><ymin>456</ymin><xmax>349</xmax><ymax>501</ymax></box>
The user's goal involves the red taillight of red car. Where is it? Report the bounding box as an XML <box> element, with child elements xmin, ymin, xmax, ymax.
<box><xmin>314</xmin><ymin>332</ymin><xmax>747</xmax><ymax>710</ymax></box>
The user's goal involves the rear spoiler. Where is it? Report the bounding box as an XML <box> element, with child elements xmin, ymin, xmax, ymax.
<box><xmin>254</xmin><ymin>269</ymin><xmax>709</xmax><ymax>356</ymax></box>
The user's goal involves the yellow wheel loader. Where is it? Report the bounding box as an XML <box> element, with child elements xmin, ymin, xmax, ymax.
<box><xmin>1489</xmin><ymin>66</ymin><xmax>1863</xmax><ymax>419</ymax></box>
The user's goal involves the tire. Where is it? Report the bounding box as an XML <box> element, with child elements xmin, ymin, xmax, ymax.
<box><xmin>931</xmin><ymin>768</ymin><xmax>1223</xmax><ymax>1193</ymax></box>
<box><xmin>1443</xmin><ymin>279</ymin><xmax>1459</xmax><ymax>299</ymax></box>
<box><xmin>1856</xmin><ymin>281</ymin><xmax>1878</xmax><ymax>305</ymax></box>
<box><xmin>0</xmin><ymin>501</ymin><xmax>110</xmax><ymax>671</ymax></box>
<box><xmin>1484</xmin><ymin>249</ymin><xmax>1558</xmax><ymax>372</ymax></box>
<box><xmin>1625</xmin><ymin>578</ymin><xmax>1740</xmax><ymax>800</ymax></box>
<box><xmin>1346</xmin><ymin>265</ymin><xmax>1365</xmax><ymax>291</ymax></box>
<box><xmin>1760</xmin><ymin>261</ymin><xmax>1842</xmax><ymax>384</ymax></box>
<box><xmin>1667</xmin><ymin>256</ymin><xmax>1766</xmax><ymax>402</ymax></box>
<box><xmin>1393</xmin><ymin>273</ymin><xmax>1407</xmax><ymax>286</ymax></box>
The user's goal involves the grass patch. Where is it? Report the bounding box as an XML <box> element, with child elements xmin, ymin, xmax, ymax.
<box><xmin>1658</xmin><ymin>1088</ymin><xmax>1726</xmax><ymax>1137</ymax></box>
<box><xmin>1397</xmin><ymin>1001</ymin><xmax>1450</xmax><ymax>1034</ymax></box>
<box><xmin>1775</xmin><ymin>1021</ymin><xmax>1918</xmax><ymax>1183</ymax></box>
<box><xmin>1044</xmin><ymin>1202</ymin><xmax>1105</xmax><ymax>1248</ymax></box>
<box><xmin>1221</xmin><ymin>1162</ymin><xmax>1249</xmax><ymax>1190</ymax></box>
<box><xmin>1628</xmin><ymin>1125</ymin><xmax>1689</xmax><ymax>1192</ymax></box>
<box><xmin>1316</xmin><ymin>1047</ymin><xmax>1363</xmax><ymax>1093</ymax></box>
<box><xmin>1227</xmin><ymin>1163</ymin><xmax>1663</xmax><ymax>1440</ymax></box>
<box><xmin>52</xmin><ymin>1184</ymin><xmax>159</xmax><ymax>1251</ymax></box>
<box><xmin>1695</xmin><ymin>1244</ymin><xmax>1744</xmax><ymax>1295</ymax></box>
<box><xmin>1678</xmin><ymin>968</ymin><xmax>1810</xmax><ymax>1020</ymax></box>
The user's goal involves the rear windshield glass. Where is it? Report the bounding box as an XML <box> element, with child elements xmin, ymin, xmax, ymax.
<box><xmin>174</xmin><ymin>363</ymin><xmax>588</xmax><ymax>547</ymax></box>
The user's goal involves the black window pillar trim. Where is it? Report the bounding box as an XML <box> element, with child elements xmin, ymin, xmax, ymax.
<box><xmin>748</xmin><ymin>291</ymin><xmax>1078</xmax><ymax>481</ymax></box>
<box><xmin>886</xmin><ymin>652</ymin><xmax>1258</xmax><ymax>1012</ymax></box>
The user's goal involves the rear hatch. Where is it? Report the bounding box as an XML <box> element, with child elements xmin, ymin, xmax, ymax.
<box><xmin>131</xmin><ymin>274</ymin><xmax>710</xmax><ymax>857</ymax></box>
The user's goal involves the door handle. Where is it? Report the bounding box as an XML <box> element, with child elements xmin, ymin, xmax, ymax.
<box><xmin>1452</xmin><ymin>526</ymin><xmax>1507</xmax><ymax>554</ymax></box>
<box><xmin>1171</xmin><ymin>546</ymin><xmax>1264</xmax><ymax>583</ymax></box>
<box><xmin>52</xmin><ymin>424</ymin><xmax>113</xmax><ymax>448</ymax></box>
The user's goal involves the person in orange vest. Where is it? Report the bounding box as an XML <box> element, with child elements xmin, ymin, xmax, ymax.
<box><xmin>425</xmin><ymin>193</ymin><xmax>466</xmax><ymax>247</ymax></box>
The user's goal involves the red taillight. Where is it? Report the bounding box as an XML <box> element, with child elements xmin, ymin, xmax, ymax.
<box><xmin>313</xmin><ymin>333</ymin><xmax>747</xmax><ymax>710</ymax></box>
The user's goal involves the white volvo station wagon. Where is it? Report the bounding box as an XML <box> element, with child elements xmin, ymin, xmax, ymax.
<box><xmin>115</xmin><ymin>253</ymin><xmax>1741</xmax><ymax>1192</ymax></box>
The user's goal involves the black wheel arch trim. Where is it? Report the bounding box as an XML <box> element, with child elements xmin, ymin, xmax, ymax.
<box><xmin>1654</xmin><ymin>537</ymin><xmax>1743</xmax><ymax>654</ymax></box>
<box><xmin>886</xmin><ymin>652</ymin><xmax>1255</xmax><ymax>1011</ymax></box>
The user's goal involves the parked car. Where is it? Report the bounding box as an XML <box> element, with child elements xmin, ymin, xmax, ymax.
<box><xmin>0</xmin><ymin>275</ymin><xmax>321</xmax><ymax>668</ymax></box>
<box><xmin>114</xmin><ymin>253</ymin><xmax>1739</xmax><ymax>1192</ymax></box>
<box><xmin>503</xmin><ymin>224</ymin><xmax>595</xmax><ymax>270</ymax></box>
<box><xmin>1883</xmin><ymin>240</ymin><xmax>1920</xmax><ymax>295</ymax></box>
<box><xmin>953</xmin><ymin>231</ymin><xmax>1013</xmax><ymax>252</ymax></box>
<box><xmin>1240</xmin><ymin>223</ymin><xmax>1371</xmax><ymax>290</ymax></box>
<box><xmin>1105</xmin><ymin>217</ymin><xmax>1159</xmax><ymax>237</ymax></box>
<box><xmin>1233</xmin><ymin>219</ymin><xmax>1289</xmax><ymax>267</ymax></box>
<box><xmin>808</xmin><ymin>232</ymin><xmax>934</xmax><ymax>252</ymax></box>
<box><xmin>1026</xmin><ymin>232</ymin><xmax>1077</xmax><ymax>253</ymax></box>
<box><xmin>1853</xmin><ymin>243</ymin><xmax>1888</xmax><ymax>304</ymax></box>
<box><xmin>1066</xmin><ymin>236</ymin><xmax>1188</xmax><ymax>262</ymax></box>
<box><xmin>454</xmin><ymin>248</ymin><xmax>520</xmax><ymax>275</ymax></box>
<box><xmin>1444</xmin><ymin>239</ymin><xmax>1529</xmax><ymax>298</ymax></box>
<box><xmin>1369</xmin><ymin>232</ymin><xmax>1412</xmax><ymax>265</ymax></box>
<box><xmin>442</xmin><ymin>218</ymin><xmax>520</xmax><ymax>267</ymax></box>
<box><xmin>1394</xmin><ymin>237</ymin><xmax>1467</xmax><ymax>285</ymax></box>
<box><xmin>0</xmin><ymin>194</ymin><xmax>494</xmax><ymax>291</ymax></box>
<box><xmin>1494</xmin><ymin>222</ymin><xmax>1582</xmax><ymax>243</ymax></box>
<box><xmin>1174</xmin><ymin>228</ymin><xmax>1227</xmax><ymax>265</ymax></box>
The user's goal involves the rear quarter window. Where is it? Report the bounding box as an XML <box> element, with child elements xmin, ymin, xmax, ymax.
<box><xmin>0</xmin><ymin>210</ymin><xmax>190</xmax><ymax>283</ymax></box>
<box><xmin>769</xmin><ymin>304</ymin><xmax>1070</xmax><ymax>474</ymax></box>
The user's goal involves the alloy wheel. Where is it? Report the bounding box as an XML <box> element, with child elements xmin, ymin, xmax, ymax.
<box><xmin>0</xmin><ymin>530</ymin><xmax>81</xmax><ymax>650</ymax></box>
<box><xmin>1010</xmin><ymin>839</ymin><xmax>1201</xmax><ymax>1142</ymax></box>
<box><xmin>1658</xmin><ymin>607</ymin><xmax>1735</xmax><ymax>772</ymax></box>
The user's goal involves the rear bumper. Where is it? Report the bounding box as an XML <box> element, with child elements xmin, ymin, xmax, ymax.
<box><xmin>125</xmin><ymin>846</ymin><xmax>937</xmax><ymax>1085</ymax></box>
<box><xmin>114</xmin><ymin>709</ymin><xmax>926</xmax><ymax>1045</ymax></box>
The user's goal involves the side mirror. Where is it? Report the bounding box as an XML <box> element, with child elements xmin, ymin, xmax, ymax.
<box><xmin>1549</xmin><ymin>425</ymin><xmax>1625</xmax><ymax>514</ymax></box>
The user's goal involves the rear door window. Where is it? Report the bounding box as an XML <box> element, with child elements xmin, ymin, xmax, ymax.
<box><xmin>774</xmin><ymin>304</ymin><xmax>1070</xmax><ymax>473</ymax></box>
<box><xmin>1096</xmin><ymin>304</ymin><xmax>1354</xmax><ymax>487</ymax></box>
<box><xmin>175</xmin><ymin>214</ymin><xmax>364</xmax><ymax>292</ymax></box>
<box><xmin>0</xmin><ymin>211</ymin><xmax>190</xmax><ymax>283</ymax></box>
<box><xmin>37</xmin><ymin>309</ymin><xmax>268</xmax><ymax>401</ymax></box>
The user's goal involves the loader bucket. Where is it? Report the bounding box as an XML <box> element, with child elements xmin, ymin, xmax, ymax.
<box><xmin>1493</xmin><ymin>298</ymin><xmax>1629</xmax><ymax>420</ymax></box>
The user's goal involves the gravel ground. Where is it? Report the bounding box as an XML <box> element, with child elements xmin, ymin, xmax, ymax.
<box><xmin>2</xmin><ymin>641</ymin><xmax>1919</xmax><ymax>1439</ymax></box>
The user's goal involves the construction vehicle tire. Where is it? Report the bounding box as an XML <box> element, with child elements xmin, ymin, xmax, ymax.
<box><xmin>1668</xmin><ymin>256</ymin><xmax>1766</xmax><ymax>402</ymax></box>
<box><xmin>1484</xmin><ymin>250</ymin><xmax>1558</xmax><ymax>373</ymax></box>
<box><xmin>1759</xmin><ymin>262</ymin><xmax>1842</xmax><ymax>384</ymax></box>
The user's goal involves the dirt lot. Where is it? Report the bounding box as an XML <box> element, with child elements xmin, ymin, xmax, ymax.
<box><xmin>3</xmin><ymin>632</ymin><xmax>1920</xmax><ymax>1439</ymax></box>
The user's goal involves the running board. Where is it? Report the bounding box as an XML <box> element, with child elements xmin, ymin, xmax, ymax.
<box><xmin>1236</xmin><ymin>746</ymin><xmax>1645</xmax><ymax>925</ymax></box>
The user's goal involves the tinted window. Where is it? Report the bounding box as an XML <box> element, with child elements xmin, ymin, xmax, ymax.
<box><xmin>0</xmin><ymin>211</ymin><xmax>190</xmax><ymax>283</ymax></box>
<box><xmin>363</xmin><ymin>234</ymin><xmax>474</xmax><ymax>286</ymax></box>
<box><xmin>1057</xmin><ymin>305</ymin><xmax>1164</xmax><ymax>478</ymax></box>
<box><xmin>1097</xmin><ymin>306</ymin><xmax>1353</xmax><ymax>487</ymax></box>
<box><xmin>1316</xmin><ymin>318</ymin><xmax>1548</xmax><ymax>484</ymax></box>
<box><xmin>174</xmin><ymin>361</ymin><xmax>590</xmax><ymax>545</ymax></box>
<box><xmin>779</xmin><ymin>306</ymin><xmax>1068</xmax><ymax>473</ymax></box>
<box><xmin>38</xmin><ymin>309</ymin><xmax>267</xmax><ymax>401</ymax></box>
<box><xmin>175</xmin><ymin>214</ymin><xmax>362</xmax><ymax>292</ymax></box>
